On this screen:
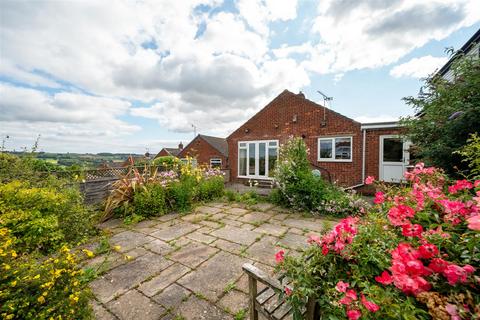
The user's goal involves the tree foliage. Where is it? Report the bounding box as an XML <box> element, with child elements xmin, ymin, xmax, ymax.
<box><xmin>401</xmin><ymin>55</ymin><xmax>480</xmax><ymax>177</ymax></box>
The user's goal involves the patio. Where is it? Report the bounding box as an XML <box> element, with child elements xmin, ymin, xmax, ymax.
<box><xmin>88</xmin><ymin>202</ymin><xmax>335</xmax><ymax>320</ymax></box>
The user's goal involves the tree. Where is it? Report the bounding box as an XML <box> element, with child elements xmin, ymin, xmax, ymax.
<box><xmin>401</xmin><ymin>54</ymin><xmax>480</xmax><ymax>177</ymax></box>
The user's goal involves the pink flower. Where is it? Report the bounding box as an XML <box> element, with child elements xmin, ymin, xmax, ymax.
<box><xmin>373</xmin><ymin>191</ymin><xmax>385</xmax><ymax>204</ymax></box>
<box><xmin>448</xmin><ymin>179</ymin><xmax>473</xmax><ymax>194</ymax></box>
<box><xmin>443</xmin><ymin>264</ymin><xmax>469</xmax><ymax>285</ymax></box>
<box><xmin>365</xmin><ymin>176</ymin><xmax>375</xmax><ymax>185</ymax></box>
<box><xmin>418</xmin><ymin>243</ymin><xmax>439</xmax><ymax>259</ymax></box>
<box><xmin>361</xmin><ymin>294</ymin><xmax>380</xmax><ymax>312</ymax></box>
<box><xmin>402</xmin><ymin>224</ymin><xmax>423</xmax><ymax>237</ymax></box>
<box><xmin>463</xmin><ymin>264</ymin><xmax>475</xmax><ymax>273</ymax></box>
<box><xmin>345</xmin><ymin>289</ymin><xmax>357</xmax><ymax>301</ymax></box>
<box><xmin>346</xmin><ymin>309</ymin><xmax>362</xmax><ymax>320</ymax></box>
<box><xmin>474</xmin><ymin>180</ymin><xmax>480</xmax><ymax>188</ymax></box>
<box><xmin>321</xmin><ymin>244</ymin><xmax>329</xmax><ymax>255</ymax></box>
<box><xmin>307</xmin><ymin>235</ymin><xmax>321</xmax><ymax>245</ymax></box>
<box><xmin>339</xmin><ymin>296</ymin><xmax>353</xmax><ymax>305</ymax></box>
<box><xmin>428</xmin><ymin>258</ymin><xmax>450</xmax><ymax>273</ymax></box>
<box><xmin>467</xmin><ymin>215</ymin><xmax>480</xmax><ymax>231</ymax></box>
<box><xmin>388</xmin><ymin>205</ymin><xmax>415</xmax><ymax>226</ymax></box>
<box><xmin>375</xmin><ymin>271</ymin><xmax>393</xmax><ymax>285</ymax></box>
<box><xmin>284</xmin><ymin>286</ymin><xmax>292</xmax><ymax>296</ymax></box>
<box><xmin>275</xmin><ymin>250</ymin><xmax>285</xmax><ymax>263</ymax></box>
<box><xmin>335</xmin><ymin>281</ymin><xmax>349</xmax><ymax>293</ymax></box>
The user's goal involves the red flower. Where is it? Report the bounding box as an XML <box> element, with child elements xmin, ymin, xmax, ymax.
<box><xmin>442</xmin><ymin>264</ymin><xmax>473</xmax><ymax>285</ymax></box>
<box><xmin>374</xmin><ymin>191</ymin><xmax>385</xmax><ymax>204</ymax></box>
<box><xmin>321</xmin><ymin>244</ymin><xmax>329</xmax><ymax>255</ymax></box>
<box><xmin>428</xmin><ymin>258</ymin><xmax>450</xmax><ymax>273</ymax></box>
<box><xmin>275</xmin><ymin>250</ymin><xmax>285</xmax><ymax>263</ymax></box>
<box><xmin>388</xmin><ymin>205</ymin><xmax>415</xmax><ymax>226</ymax></box>
<box><xmin>448</xmin><ymin>179</ymin><xmax>473</xmax><ymax>194</ymax></box>
<box><xmin>361</xmin><ymin>294</ymin><xmax>380</xmax><ymax>312</ymax></box>
<box><xmin>375</xmin><ymin>271</ymin><xmax>393</xmax><ymax>285</ymax></box>
<box><xmin>402</xmin><ymin>223</ymin><xmax>423</xmax><ymax>237</ymax></box>
<box><xmin>419</xmin><ymin>243</ymin><xmax>439</xmax><ymax>259</ymax></box>
<box><xmin>346</xmin><ymin>309</ymin><xmax>362</xmax><ymax>320</ymax></box>
<box><xmin>365</xmin><ymin>176</ymin><xmax>375</xmax><ymax>185</ymax></box>
<box><xmin>335</xmin><ymin>281</ymin><xmax>349</xmax><ymax>293</ymax></box>
<box><xmin>345</xmin><ymin>289</ymin><xmax>357</xmax><ymax>301</ymax></box>
<box><xmin>284</xmin><ymin>286</ymin><xmax>292</xmax><ymax>296</ymax></box>
<box><xmin>339</xmin><ymin>296</ymin><xmax>353</xmax><ymax>305</ymax></box>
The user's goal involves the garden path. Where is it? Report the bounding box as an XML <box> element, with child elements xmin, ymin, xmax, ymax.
<box><xmin>87</xmin><ymin>202</ymin><xmax>335</xmax><ymax>320</ymax></box>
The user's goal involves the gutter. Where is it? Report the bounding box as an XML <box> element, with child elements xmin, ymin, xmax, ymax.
<box><xmin>345</xmin><ymin>128</ymin><xmax>366</xmax><ymax>190</ymax></box>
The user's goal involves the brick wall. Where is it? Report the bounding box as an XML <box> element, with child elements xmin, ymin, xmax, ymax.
<box><xmin>227</xmin><ymin>90</ymin><xmax>364</xmax><ymax>186</ymax></box>
<box><xmin>178</xmin><ymin>136</ymin><xmax>227</xmax><ymax>169</ymax></box>
<box><xmin>155</xmin><ymin>149</ymin><xmax>171</xmax><ymax>158</ymax></box>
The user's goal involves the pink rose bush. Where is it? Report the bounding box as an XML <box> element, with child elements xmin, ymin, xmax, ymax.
<box><xmin>277</xmin><ymin>163</ymin><xmax>479</xmax><ymax>319</ymax></box>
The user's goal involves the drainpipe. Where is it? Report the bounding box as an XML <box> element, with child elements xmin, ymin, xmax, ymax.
<box><xmin>345</xmin><ymin>129</ymin><xmax>366</xmax><ymax>190</ymax></box>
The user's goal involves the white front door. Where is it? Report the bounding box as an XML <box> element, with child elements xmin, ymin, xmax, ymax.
<box><xmin>379</xmin><ymin>135</ymin><xmax>410</xmax><ymax>182</ymax></box>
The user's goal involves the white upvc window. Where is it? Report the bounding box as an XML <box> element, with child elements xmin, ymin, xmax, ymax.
<box><xmin>318</xmin><ymin>136</ymin><xmax>353</xmax><ymax>162</ymax></box>
<box><xmin>210</xmin><ymin>158</ymin><xmax>222</xmax><ymax>168</ymax></box>
<box><xmin>238</xmin><ymin>140</ymin><xmax>278</xmax><ymax>179</ymax></box>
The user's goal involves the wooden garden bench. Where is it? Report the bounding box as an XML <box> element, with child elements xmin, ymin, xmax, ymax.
<box><xmin>242</xmin><ymin>263</ymin><xmax>316</xmax><ymax>320</ymax></box>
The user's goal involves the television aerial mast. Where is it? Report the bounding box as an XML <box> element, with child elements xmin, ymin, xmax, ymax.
<box><xmin>317</xmin><ymin>90</ymin><xmax>333</xmax><ymax>127</ymax></box>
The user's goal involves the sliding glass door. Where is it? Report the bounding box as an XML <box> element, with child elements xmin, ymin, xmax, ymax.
<box><xmin>238</xmin><ymin>140</ymin><xmax>278</xmax><ymax>178</ymax></box>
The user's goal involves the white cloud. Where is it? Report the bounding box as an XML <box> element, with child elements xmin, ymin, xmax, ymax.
<box><xmin>278</xmin><ymin>0</ymin><xmax>480</xmax><ymax>75</ymax></box>
<box><xmin>390</xmin><ymin>55</ymin><xmax>448</xmax><ymax>78</ymax></box>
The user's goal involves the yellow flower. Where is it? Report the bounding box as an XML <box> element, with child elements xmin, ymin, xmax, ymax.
<box><xmin>113</xmin><ymin>245</ymin><xmax>122</xmax><ymax>252</ymax></box>
<box><xmin>10</xmin><ymin>250</ymin><xmax>17</xmax><ymax>258</ymax></box>
<box><xmin>10</xmin><ymin>280</ymin><xmax>16</xmax><ymax>287</ymax></box>
<box><xmin>5</xmin><ymin>315</ymin><xmax>14</xmax><ymax>320</ymax></box>
<box><xmin>124</xmin><ymin>255</ymin><xmax>133</xmax><ymax>261</ymax></box>
<box><xmin>3</xmin><ymin>264</ymin><xmax>11</xmax><ymax>271</ymax></box>
<box><xmin>37</xmin><ymin>296</ymin><xmax>45</xmax><ymax>304</ymax></box>
<box><xmin>82</xmin><ymin>249</ymin><xmax>94</xmax><ymax>258</ymax></box>
<box><xmin>33</xmin><ymin>274</ymin><xmax>40</xmax><ymax>279</ymax></box>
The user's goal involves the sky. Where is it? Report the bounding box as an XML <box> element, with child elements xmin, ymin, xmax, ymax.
<box><xmin>1</xmin><ymin>0</ymin><xmax>479</xmax><ymax>154</ymax></box>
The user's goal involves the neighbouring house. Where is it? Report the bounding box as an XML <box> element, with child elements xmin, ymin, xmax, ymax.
<box><xmin>177</xmin><ymin>134</ymin><xmax>228</xmax><ymax>169</ymax></box>
<box><xmin>154</xmin><ymin>143</ymin><xmax>184</xmax><ymax>158</ymax></box>
<box><xmin>226</xmin><ymin>90</ymin><xmax>410</xmax><ymax>187</ymax></box>
<box><xmin>437</xmin><ymin>28</ymin><xmax>480</xmax><ymax>81</ymax></box>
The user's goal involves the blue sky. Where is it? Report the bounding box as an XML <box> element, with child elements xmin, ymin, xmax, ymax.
<box><xmin>1</xmin><ymin>0</ymin><xmax>479</xmax><ymax>153</ymax></box>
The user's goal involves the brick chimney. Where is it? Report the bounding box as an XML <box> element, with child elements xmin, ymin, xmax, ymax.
<box><xmin>178</xmin><ymin>142</ymin><xmax>184</xmax><ymax>150</ymax></box>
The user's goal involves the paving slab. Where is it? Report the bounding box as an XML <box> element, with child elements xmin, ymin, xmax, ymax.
<box><xmin>222</xmin><ymin>218</ymin><xmax>243</xmax><ymax>227</ymax></box>
<box><xmin>186</xmin><ymin>231</ymin><xmax>218</xmax><ymax>244</ymax></box>
<box><xmin>106</xmin><ymin>290</ymin><xmax>165</xmax><ymax>320</ymax></box>
<box><xmin>90</xmin><ymin>300</ymin><xmax>116</xmax><ymax>320</ymax></box>
<box><xmin>155</xmin><ymin>213</ymin><xmax>180</xmax><ymax>222</ymax></box>
<box><xmin>254</xmin><ymin>223</ymin><xmax>288</xmax><ymax>237</ymax></box>
<box><xmin>176</xmin><ymin>296</ymin><xmax>232</xmax><ymax>320</ymax></box>
<box><xmin>150</xmin><ymin>222</ymin><xmax>199</xmax><ymax>241</ymax></box>
<box><xmin>218</xmin><ymin>290</ymin><xmax>249</xmax><ymax>315</ymax></box>
<box><xmin>224</xmin><ymin>207</ymin><xmax>249</xmax><ymax>216</ymax></box>
<box><xmin>144</xmin><ymin>239</ymin><xmax>174</xmax><ymax>255</ymax></box>
<box><xmin>211</xmin><ymin>239</ymin><xmax>246</xmax><ymax>255</ymax></box>
<box><xmin>211</xmin><ymin>225</ymin><xmax>260</xmax><ymax>246</ymax></box>
<box><xmin>250</xmin><ymin>202</ymin><xmax>276</xmax><ymax>212</ymax></box>
<box><xmin>276</xmin><ymin>233</ymin><xmax>308</xmax><ymax>251</ymax></box>
<box><xmin>199</xmin><ymin>219</ymin><xmax>224</xmax><ymax>229</ymax></box>
<box><xmin>152</xmin><ymin>283</ymin><xmax>191</xmax><ymax>309</ymax></box>
<box><xmin>169</xmin><ymin>242</ymin><xmax>219</xmax><ymax>268</ymax></box>
<box><xmin>282</xmin><ymin>218</ymin><xmax>323</xmax><ymax>232</ymax></box>
<box><xmin>182</xmin><ymin>213</ymin><xmax>209</xmax><ymax>223</ymax></box>
<box><xmin>238</xmin><ymin>212</ymin><xmax>273</xmax><ymax>224</ymax></box>
<box><xmin>109</xmin><ymin>230</ymin><xmax>155</xmax><ymax>252</ymax></box>
<box><xmin>195</xmin><ymin>206</ymin><xmax>223</xmax><ymax>215</ymax></box>
<box><xmin>246</xmin><ymin>236</ymin><xmax>284</xmax><ymax>266</ymax></box>
<box><xmin>91</xmin><ymin>253</ymin><xmax>173</xmax><ymax>303</ymax></box>
<box><xmin>138</xmin><ymin>263</ymin><xmax>191</xmax><ymax>297</ymax></box>
<box><xmin>178</xmin><ymin>252</ymin><xmax>247</xmax><ymax>301</ymax></box>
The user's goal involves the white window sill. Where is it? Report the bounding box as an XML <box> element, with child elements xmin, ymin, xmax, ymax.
<box><xmin>317</xmin><ymin>159</ymin><xmax>352</xmax><ymax>163</ymax></box>
<box><xmin>237</xmin><ymin>175</ymin><xmax>274</xmax><ymax>180</ymax></box>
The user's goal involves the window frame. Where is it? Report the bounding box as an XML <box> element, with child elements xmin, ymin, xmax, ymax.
<box><xmin>209</xmin><ymin>158</ymin><xmax>222</xmax><ymax>168</ymax></box>
<box><xmin>317</xmin><ymin>136</ymin><xmax>353</xmax><ymax>162</ymax></box>
<box><xmin>238</xmin><ymin>140</ymin><xmax>278</xmax><ymax>179</ymax></box>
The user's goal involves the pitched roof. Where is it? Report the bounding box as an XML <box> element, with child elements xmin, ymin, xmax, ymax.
<box><xmin>437</xmin><ymin>27</ymin><xmax>480</xmax><ymax>76</ymax></box>
<box><xmin>163</xmin><ymin>148</ymin><xmax>182</xmax><ymax>156</ymax></box>
<box><xmin>199</xmin><ymin>134</ymin><xmax>228</xmax><ymax>156</ymax></box>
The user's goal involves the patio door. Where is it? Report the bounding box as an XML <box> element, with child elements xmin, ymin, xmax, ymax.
<box><xmin>238</xmin><ymin>140</ymin><xmax>278</xmax><ymax>179</ymax></box>
<box><xmin>379</xmin><ymin>135</ymin><xmax>411</xmax><ymax>182</ymax></box>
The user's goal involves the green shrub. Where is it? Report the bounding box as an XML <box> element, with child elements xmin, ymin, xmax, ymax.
<box><xmin>196</xmin><ymin>176</ymin><xmax>224</xmax><ymax>202</ymax></box>
<box><xmin>456</xmin><ymin>132</ymin><xmax>480</xmax><ymax>179</ymax></box>
<box><xmin>0</xmin><ymin>228</ymin><xmax>92</xmax><ymax>320</ymax></box>
<box><xmin>274</xmin><ymin>137</ymin><xmax>366</xmax><ymax>217</ymax></box>
<box><xmin>152</xmin><ymin>156</ymin><xmax>180</xmax><ymax>170</ymax></box>
<box><xmin>0</xmin><ymin>181</ymin><xmax>96</xmax><ymax>254</ymax></box>
<box><xmin>224</xmin><ymin>189</ymin><xmax>238</xmax><ymax>202</ymax></box>
<box><xmin>132</xmin><ymin>183</ymin><xmax>167</xmax><ymax>217</ymax></box>
<box><xmin>167</xmin><ymin>177</ymin><xmax>195</xmax><ymax>212</ymax></box>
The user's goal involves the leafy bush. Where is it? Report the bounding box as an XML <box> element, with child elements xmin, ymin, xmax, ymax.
<box><xmin>278</xmin><ymin>163</ymin><xmax>479</xmax><ymax>320</ymax></box>
<box><xmin>0</xmin><ymin>181</ymin><xmax>96</xmax><ymax>254</ymax></box>
<box><xmin>167</xmin><ymin>176</ymin><xmax>196</xmax><ymax>212</ymax></box>
<box><xmin>402</xmin><ymin>56</ymin><xmax>480</xmax><ymax>177</ymax></box>
<box><xmin>274</xmin><ymin>137</ymin><xmax>367</xmax><ymax>217</ymax></box>
<box><xmin>0</xmin><ymin>228</ymin><xmax>92</xmax><ymax>320</ymax></box>
<box><xmin>196</xmin><ymin>176</ymin><xmax>225</xmax><ymax>202</ymax></box>
<box><xmin>456</xmin><ymin>132</ymin><xmax>480</xmax><ymax>179</ymax></box>
<box><xmin>152</xmin><ymin>156</ymin><xmax>180</xmax><ymax>170</ymax></box>
<box><xmin>132</xmin><ymin>183</ymin><xmax>167</xmax><ymax>217</ymax></box>
<box><xmin>224</xmin><ymin>189</ymin><xmax>239</xmax><ymax>202</ymax></box>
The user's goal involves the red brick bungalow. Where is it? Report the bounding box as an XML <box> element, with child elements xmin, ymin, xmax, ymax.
<box><xmin>154</xmin><ymin>143</ymin><xmax>184</xmax><ymax>158</ymax></box>
<box><xmin>177</xmin><ymin>134</ymin><xmax>228</xmax><ymax>169</ymax></box>
<box><xmin>226</xmin><ymin>90</ymin><xmax>410</xmax><ymax>187</ymax></box>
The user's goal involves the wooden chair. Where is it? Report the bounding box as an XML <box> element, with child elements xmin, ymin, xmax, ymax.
<box><xmin>242</xmin><ymin>263</ymin><xmax>316</xmax><ymax>320</ymax></box>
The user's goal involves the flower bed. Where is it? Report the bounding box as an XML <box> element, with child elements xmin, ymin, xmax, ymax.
<box><xmin>278</xmin><ymin>163</ymin><xmax>479</xmax><ymax>319</ymax></box>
